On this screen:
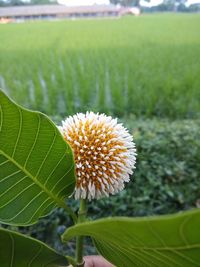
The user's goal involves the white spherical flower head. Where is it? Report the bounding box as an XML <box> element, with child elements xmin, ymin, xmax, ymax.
<box><xmin>59</xmin><ymin>112</ymin><xmax>136</xmax><ymax>200</ymax></box>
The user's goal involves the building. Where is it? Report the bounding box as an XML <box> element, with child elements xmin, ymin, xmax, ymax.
<box><xmin>57</xmin><ymin>0</ymin><xmax>110</xmax><ymax>6</ymax></box>
<box><xmin>0</xmin><ymin>4</ymin><xmax>121</xmax><ymax>22</ymax></box>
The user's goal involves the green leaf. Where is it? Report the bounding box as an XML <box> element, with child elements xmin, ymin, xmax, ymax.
<box><xmin>0</xmin><ymin>227</ymin><xmax>68</xmax><ymax>267</ymax></box>
<box><xmin>63</xmin><ymin>209</ymin><xmax>200</xmax><ymax>267</ymax></box>
<box><xmin>0</xmin><ymin>90</ymin><xmax>76</xmax><ymax>226</ymax></box>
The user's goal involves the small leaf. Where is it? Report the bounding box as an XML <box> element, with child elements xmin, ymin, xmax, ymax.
<box><xmin>0</xmin><ymin>227</ymin><xmax>68</xmax><ymax>267</ymax></box>
<box><xmin>63</xmin><ymin>209</ymin><xmax>200</xmax><ymax>267</ymax></box>
<box><xmin>0</xmin><ymin>90</ymin><xmax>76</xmax><ymax>225</ymax></box>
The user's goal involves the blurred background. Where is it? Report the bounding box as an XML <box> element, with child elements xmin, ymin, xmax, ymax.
<box><xmin>0</xmin><ymin>0</ymin><xmax>200</xmax><ymax>256</ymax></box>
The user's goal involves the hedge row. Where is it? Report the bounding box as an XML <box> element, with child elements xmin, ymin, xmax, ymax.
<box><xmin>2</xmin><ymin>118</ymin><xmax>200</xmax><ymax>255</ymax></box>
<box><xmin>90</xmin><ymin>118</ymin><xmax>200</xmax><ymax>218</ymax></box>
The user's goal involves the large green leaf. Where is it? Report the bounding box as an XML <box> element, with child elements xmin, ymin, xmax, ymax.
<box><xmin>63</xmin><ymin>209</ymin><xmax>200</xmax><ymax>267</ymax></box>
<box><xmin>0</xmin><ymin>90</ymin><xmax>76</xmax><ymax>225</ymax></box>
<box><xmin>0</xmin><ymin>227</ymin><xmax>68</xmax><ymax>267</ymax></box>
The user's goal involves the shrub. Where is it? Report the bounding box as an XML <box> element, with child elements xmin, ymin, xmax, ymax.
<box><xmin>90</xmin><ymin>118</ymin><xmax>200</xmax><ymax>218</ymax></box>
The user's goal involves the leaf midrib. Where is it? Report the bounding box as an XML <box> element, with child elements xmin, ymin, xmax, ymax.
<box><xmin>0</xmin><ymin>149</ymin><xmax>67</xmax><ymax>210</ymax></box>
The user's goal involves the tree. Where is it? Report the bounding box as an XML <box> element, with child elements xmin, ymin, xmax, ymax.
<box><xmin>110</xmin><ymin>0</ymin><xmax>140</xmax><ymax>6</ymax></box>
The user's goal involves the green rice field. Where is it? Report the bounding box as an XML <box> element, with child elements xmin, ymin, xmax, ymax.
<box><xmin>0</xmin><ymin>14</ymin><xmax>200</xmax><ymax>118</ymax></box>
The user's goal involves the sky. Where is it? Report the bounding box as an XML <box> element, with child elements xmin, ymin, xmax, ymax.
<box><xmin>57</xmin><ymin>0</ymin><xmax>200</xmax><ymax>7</ymax></box>
<box><xmin>140</xmin><ymin>0</ymin><xmax>163</xmax><ymax>7</ymax></box>
<box><xmin>185</xmin><ymin>0</ymin><xmax>200</xmax><ymax>6</ymax></box>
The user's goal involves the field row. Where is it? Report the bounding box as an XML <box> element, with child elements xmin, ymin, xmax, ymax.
<box><xmin>0</xmin><ymin>14</ymin><xmax>200</xmax><ymax>118</ymax></box>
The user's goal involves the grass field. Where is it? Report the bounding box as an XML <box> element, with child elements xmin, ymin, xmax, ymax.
<box><xmin>0</xmin><ymin>14</ymin><xmax>200</xmax><ymax>118</ymax></box>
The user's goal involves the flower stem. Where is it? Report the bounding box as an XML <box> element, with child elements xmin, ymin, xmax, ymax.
<box><xmin>75</xmin><ymin>199</ymin><xmax>87</xmax><ymax>267</ymax></box>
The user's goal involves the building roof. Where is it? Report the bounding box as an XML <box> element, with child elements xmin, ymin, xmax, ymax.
<box><xmin>0</xmin><ymin>4</ymin><xmax>119</xmax><ymax>17</ymax></box>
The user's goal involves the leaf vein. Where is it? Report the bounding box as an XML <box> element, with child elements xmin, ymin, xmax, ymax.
<box><xmin>8</xmin><ymin>233</ymin><xmax>15</xmax><ymax>267</ymax></box>
<box><xmin>12</xmin><ymin>106</ymin><xmax>22</xmax><ymax>158</ymax></box>
<box><xmin>51</xmin><ymin>164</ymin><xmax>74</xmax><ymax>195</ymax></box>
<box><xmin>0</xmin><ymin>159</ymin><xmax>9</xmax><ymax>166</ymax></box>
<box><xmin>35</xmin><ymin>128</ymin><xmax>57</xmax><ymax>180</ymax></box>
<box><xmin>146</xmin><ymin>220</ymin><xmax>167</xmax><ymax>247</ymax></box>
<box><xmin>0</xmin><ymin>105</ymin><xmax>3</xmax><ymax>132</ymax></box>
<box><xmin>172</xmin><ymin>250</ymin><xmax>200</xmax><ymax>266</ymax></box>
<box><xmin>0</xmin><ymin>175</ymin><xmax>28</xmax><ymax>200</ymax></box>
<box><xmin>0</xmin><ymin>169</ymin><xmax>22</xmax><ymax>183</ymax></box>
<box><xmin>44</xmin><ymin>152</ymin><xmax>66</xmax><ymax>187</ymax></box>
<box><xmin>5</xmin><ymin>191</ymin><xmax>44</xmax><ymax>222</ymax></box>
<box><xmin>28</xmin><ymin>244</ymin><xmax>43</xmax><ymax>267</ymax></box>
<box><xmin>0</xmin><ymin>150</ymin><xmax>68</xmax><ymax>212</ymax></box>
<box><xmin>24</xmin><ymin>113</ymin><xmax>41</xmax><ymax>168</ymax></box>
<box><xmin>24</xmin><ymin>198</ymin><xmax>55</xmax><ymax>225</ymax></box>
<box><xmin>0</xmin><ymin>182</ymin><xmax>35</xmax><ymax>210</ymax></box>
<box><xmin>152</xmin><ymin>250</ymin><xmax>183</xmax><ymax>267</ymax></box>
<box><xmin>179</xmin><ymin>215</ymin><xmax>191</xmax><ymax>247</ymax></box>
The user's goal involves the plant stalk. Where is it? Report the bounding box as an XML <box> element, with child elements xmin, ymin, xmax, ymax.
<box><xmin>75</xmin><ymin>199</ymin><xmax>87</xmax><ymax>267</ymax></box>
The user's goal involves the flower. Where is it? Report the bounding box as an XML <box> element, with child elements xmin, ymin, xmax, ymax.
<box><xmin>59</xmin><ymin>112</ymin><xmax>136</xmax><ymax>200</ymax></box>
